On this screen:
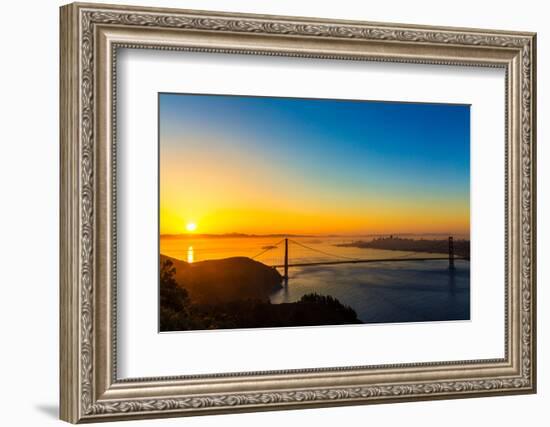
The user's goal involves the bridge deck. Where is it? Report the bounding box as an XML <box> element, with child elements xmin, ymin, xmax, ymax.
<box><xmin>272</xmin><ymin>256</ymin><xmax>468</xmax><ymax>268</ymax></box>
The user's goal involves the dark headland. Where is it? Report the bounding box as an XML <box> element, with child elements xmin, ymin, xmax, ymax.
<box><xmin>160</xmin><ymin>254</ymin><xmax>282</xmax><ymax>304</ymax></box>
<box><xmin>160</xmin><ymin>255</ymin><xmax>361</xmax><ymax>331</ymax></box>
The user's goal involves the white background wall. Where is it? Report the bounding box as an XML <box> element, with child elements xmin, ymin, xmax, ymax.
<box><xmin>0</xmin><ymin>0</ymin><xmax>546</xmax><ymax>425</ymax></box>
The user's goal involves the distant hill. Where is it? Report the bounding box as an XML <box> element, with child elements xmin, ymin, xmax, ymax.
<box><xmin>336</xmin><ymin>237</ymin><xmax>470</xmax><ymax>259</ymax></box>
<box><xmin>160</xmin><ymin>233</ymin><xmax>313</xmax><ymax>239</ymax></box>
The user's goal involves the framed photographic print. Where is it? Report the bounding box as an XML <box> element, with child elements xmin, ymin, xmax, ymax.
<box><xmin>60</xmin><ymin>2</ymin><xmax>537</xmax><ymax>423</ymax></box>
<box><xmin>158</xmin><ymin>93</ymin><xmax>472</xmax><ymax>331</ymax></box>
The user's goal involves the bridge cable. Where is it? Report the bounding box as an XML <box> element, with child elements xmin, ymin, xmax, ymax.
<box><xmin>250</xmin><ymin>239</ymin><xmax>285</xmax><ymax>260</ymax></box>
<box><xmin>288</xmin><ymin>239</ymin><xmax>362</xmax><ymax>261</ymax></box>
<box><xmin>289</xmin><ymin>239</ymin><xmax>432</xmax><ymax>262</ymax></box>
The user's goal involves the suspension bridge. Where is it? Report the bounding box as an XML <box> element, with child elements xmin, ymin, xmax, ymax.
<box><xmin>251</xmin><ymin>237</ymin><xmax>467</xmax><ymax>281</ymax></box>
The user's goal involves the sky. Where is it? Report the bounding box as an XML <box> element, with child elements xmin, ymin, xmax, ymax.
<box><xmin>159</xmin><ymin>93</ymin><xmax>470</xmax><ymax>236</ymax></box>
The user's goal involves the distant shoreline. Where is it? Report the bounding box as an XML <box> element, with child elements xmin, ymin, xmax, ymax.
<box><xmin>161</xmin><ymin>232</ymin><xmax>313</xmax><ymax>239</ymax></box>
<box><xmin>336</xmin><ymin>236</ymin><xmax>470</xmax><ymax>259</ymax></box>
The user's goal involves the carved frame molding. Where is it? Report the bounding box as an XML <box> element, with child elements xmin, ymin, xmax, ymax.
<box><xmin>60</xmin><ymin>2</ymin><xmax>536</xmax><ymax>423</ymax></box>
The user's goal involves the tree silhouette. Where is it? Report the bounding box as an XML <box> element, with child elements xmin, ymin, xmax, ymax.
<box><xmin>159</xmin><ymin>260</ymin><xmax>192</xmax><ymax>330</ymax></box>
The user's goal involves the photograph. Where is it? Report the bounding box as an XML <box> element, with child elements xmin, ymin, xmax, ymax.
<box><xmin>158</xmin><ymin>93</ymin><xmax>471</xmax><ymax>331</ymax></box>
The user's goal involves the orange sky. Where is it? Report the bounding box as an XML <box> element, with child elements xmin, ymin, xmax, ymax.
<box><xmin>159</xmin><ymin>94</ymin><xmax>470</xmax><ymax>237</ymax></box>
<box><xmin>159</xmin><ymin>137</ymin><xmax>469</xmax><ymax>236</ymax></box>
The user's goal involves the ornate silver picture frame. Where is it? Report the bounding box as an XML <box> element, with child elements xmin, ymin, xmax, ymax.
<box><xmin>60</xmin><ymin>2</ymin><xmax>536</xmax><ymax>423</ymax></box>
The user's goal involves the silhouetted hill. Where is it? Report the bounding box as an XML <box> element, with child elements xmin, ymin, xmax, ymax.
<box><xmin>160</xmin><ymin>254</ymin><xmax>283</xmax><ymax>304</ymax></box>
<box><xmin>177</xmin><ymin>294</ymin><xmax>361</xmax><ymax>331</ymax></box>
<box><xmin>159</xmin><ymin>257</ymin><xmax>362</xmax><ymax>331</ymax></box>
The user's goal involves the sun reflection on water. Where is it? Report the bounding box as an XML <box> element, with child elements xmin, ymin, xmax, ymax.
<box><xmin>187</xmin><ymin>246</ymin><xmax>194</xmax><ymax>263</ymax></box>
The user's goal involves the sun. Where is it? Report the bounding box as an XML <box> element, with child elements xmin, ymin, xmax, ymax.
<box><xmin>185</xmin><ymin>222</ymin><xmax>197</xmax><ymax>233</ymax></box>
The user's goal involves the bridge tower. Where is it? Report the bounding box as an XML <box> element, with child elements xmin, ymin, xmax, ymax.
<box><xmin>283</xmin><ymin>238</ymin><xmax>289</xmax><ymax>282</ymax></box>
<box><xmin>448</xmin><ymin>236</ymin><xmax>455</xmax><ymax>270</ymax></box>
